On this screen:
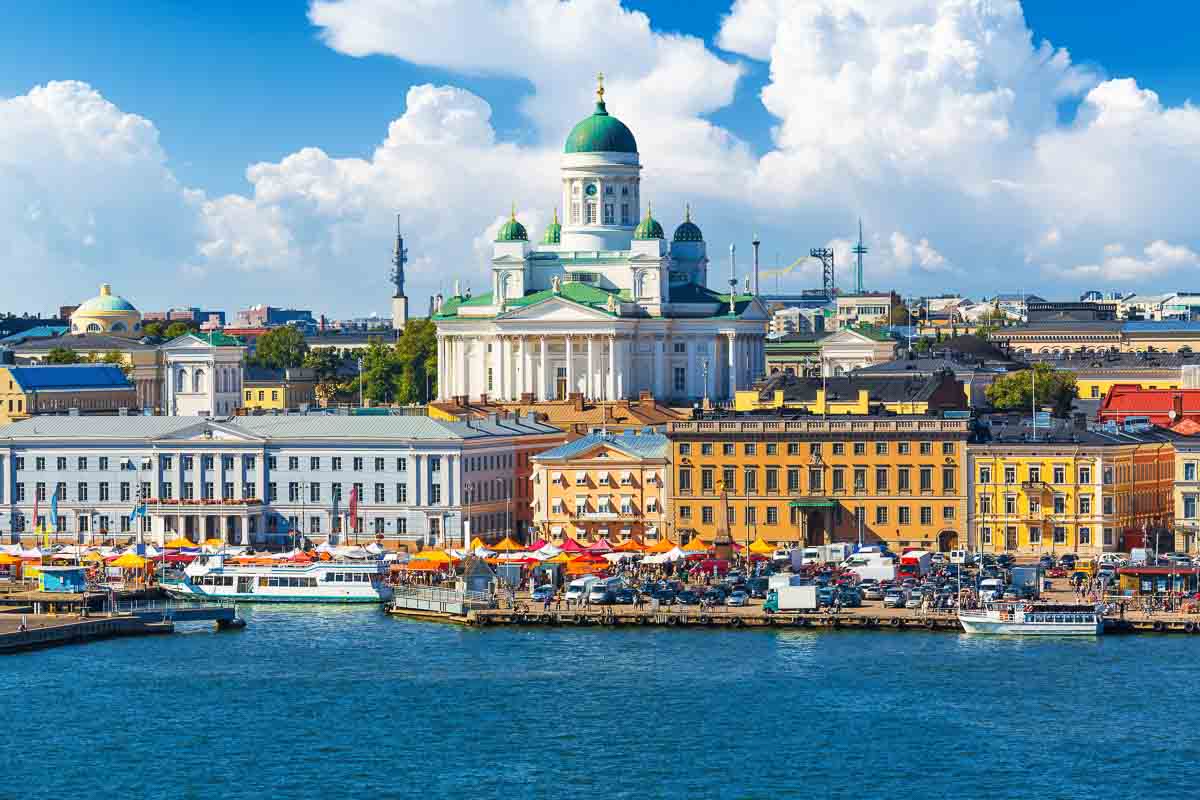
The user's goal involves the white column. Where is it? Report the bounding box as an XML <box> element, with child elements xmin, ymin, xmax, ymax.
<box><xmin>586</xmin><ymin>335</ymin><xmax>595</xmax><ymax>399</ymax></box>
<box><xmin>235</xmin><ymin>454</ymin><xmax>244</xmax><ymax>500</ymax></box>
<box><xmin>687</xmin><ymin>336</ymin><xmax>698</xmax><ymax>399</ymax></box>
<box><xmin>490</xmin><ymin>336</ymin><xmax>502</xmax><ymax>400</ymax></box>
<box><xmin>539</xmin><ymin>336</ymin><xmax>548</xmax><ymax>401</ymax></box>
<box><xmin>437</xmin><ymin>336</ymin><xmax>447</xmax><ymax>400</ymax></box>
<box><xmin>705</xmin><ymin>337</ymin><xmax>717</xmax><ymax>401</ymax></box>
<box><xmin>565</xmin><ymin>335</ymin><xmax>574</xmax><ymax>396</ymax></box>
<box><xmin>726</xmin><ymin>332</ymin><xmax>737</xmax><ymax>399</ymax></box>
<box><xmin>607</xmin><ymin>335</ymin><xmax>616</xmax><ymax>400</ymax></box>
<box><xmin>518</xmin><ymin>336</ymin><xmax>528</xmax><ymax>397</ymax></box>
<box><xmin>654</xmin><ymin>335</ymin><xmax>666</xmax><ymax>399</ymax></box>
<box><xmin>456</xmin><ymin>336</ymin><xmax>467</xmax><ymax>399</ymax></box>
<box><xmin>621</xmin><ymin>336</ymin><xmax>632</xmax><ymax>399</ymax></box>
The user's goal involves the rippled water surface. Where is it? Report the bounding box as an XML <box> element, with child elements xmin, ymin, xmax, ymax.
<box><xmin>7</xmin><ymin>608</ymin><xmax>1199</xmax><ymax>799</ymax></box>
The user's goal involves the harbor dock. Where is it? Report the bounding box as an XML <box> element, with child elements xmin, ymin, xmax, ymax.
<box><xmin>0</xmin><ymin>604</ymin><xmax>243</xmax><ymax>654</ymax></box>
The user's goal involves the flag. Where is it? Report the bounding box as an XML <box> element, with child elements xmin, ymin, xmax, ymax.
<box><xmin>50</xmin><ymin>491</ymin><xmax>58</xmax><ymax>533</ymax></box>
<box><xmin>331</xmin><ymin>491</ymin><xmax>341</xmax><ymax>544</ymax></box>
<box><xmin>349</xmin><ymin>485</ymin><xmax>359</xmax><ymax>533</ymax></box>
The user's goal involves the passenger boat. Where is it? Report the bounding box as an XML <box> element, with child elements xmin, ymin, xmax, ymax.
<box><xmin>160</xmin><ymin>554</ymin><xmax>393</xmax><ymax>604</ymax></box>
<box><xmin>958</xmin><ymin>602</ymin><xmax>1104</xmax><ymax>636</ymax></box>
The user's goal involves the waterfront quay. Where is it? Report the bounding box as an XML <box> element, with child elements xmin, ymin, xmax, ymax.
<box><xmin>0</xmin><ymin>602</ymin><xmax>242</xmax><ymax>653</ymax></box>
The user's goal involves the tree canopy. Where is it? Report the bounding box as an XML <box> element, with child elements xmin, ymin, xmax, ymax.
<box><xmin>985</xmin><ymin>362</ymin><xmax>1077</xmax><ymax>417</ymax></box>
<box><xmin>253</xmin><ymin>326</ymin><xmax>308</xmax><ymax>370</ymax></box>
<box><xmin>349</xmin><ymin>322</ymin><xmax>439</xmax><ymax>406</ymax></box>
<box><xmin>46</xmin><ymin>347</ymin><xmax>80</xmax><ymax>365</ymax></box>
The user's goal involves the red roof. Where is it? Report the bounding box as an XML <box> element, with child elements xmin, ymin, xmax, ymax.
<box><xmin>1098</xmin><ymin>384</ymin><xmax>1200</xmax><ymax>427</ymax></box>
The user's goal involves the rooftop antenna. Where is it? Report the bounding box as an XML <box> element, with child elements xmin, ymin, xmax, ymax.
<box><xmin>852</xmin><ymin>218</ymin><xmax>868</xmax><ymax>294</ymax></box>
<box><xmin>728</xmin><ymin>243</ymin><xmax>738</xmax><ymax>315</ymax></box>
<box><xmin>752</xmin><ymin>232</ymin><xmax>761</xmax><ymax>297</ymax></box>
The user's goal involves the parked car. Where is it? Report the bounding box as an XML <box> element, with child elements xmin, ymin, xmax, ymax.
<box><xmin>531</xmin><ymin>585</ymin><xmax>555</xmax><ymax>603</ymax></box>
<box><xmin>747</xmin><ymin>578</ymin><xmax>769</xmax><ymax>599</ymax></box>
<box><xmin>883</xmin><ymin>589</ymin><xmax>908</xmax><ymax>608</ymax></box>
<box><xmin>652</xmin><ymin>589</ymin><xmax>677</xmax><ymax>605</ymax></box>
<box><xmin>930</xmin><ymin>553</ymin><xmax>947</xmax><ymax>565</ymax></box>
<box><xmin>1059</xmin><ymin>553</ymin><xmax>1077</xmax><ymax>568</ymax></box>
<box><xmin>676</xmin><ymin>590</ymin><xmax>701</xmax><ymax>605</ymax></box>
<box><xmin>838</xmin><ymin>588</ymin><xmax>863</xmax><ymax>608</ymax></box>
<box><xmin>904</xmin><ymin>591</ymin><xmax>926</xmax><ymax>609</ymax></box>
<box><xmin>613</xmin><ymin>588</ymin><xmax>635</xmax><ymax>605</ymax></box>
<box><xmin>862</xmin><ymin>585</ymin><xmax>885</xmax><ymax>601</ymax></box>
<box><xmin>727</xmin><ymin>590</ymin><xmax>750</xmax><ymax>607</ymax></box>
<box><xmin>701</xmin><ymin>588</ymin><xmax>726</xmax><ymax>605</ymax></box>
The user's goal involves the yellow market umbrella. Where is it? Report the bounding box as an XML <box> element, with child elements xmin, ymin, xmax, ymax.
<box><xmin>410</xmin><ymin>550</ymin><xmax>454</xmax><ymax>564</ymax></box>
<box><xmin>82</xmin><ymin>551</ymin><xmax>107</xmax><ymax>563</ymax></box>
<box><xmin>202</xmin><ymin>538</ymin><xmax>225</xmax><ymax>547</ymax></box>
<box><xmin>491</xmin><ymin>535</ymin><xmax>524</xmax><ymax>552</ymax></box>
<box><xmin>111</xmin><ymin>553</ymin><xmax>147</xmax><ymax>569</ymax></box>
<box><xmin>468</xmin><ymin>537</ymin><xmax>487</xmax><ymax>551</ymax></box>
<box><xmin>748</xmin><ymin>537</ymin><xmax>775</xmax><ymax>555</ymax></box>
<box><xmin>546</xmin><ymin>552</ymin><xmax>573</xmax><ymax>563</ymax></box>
<box><xmin>683</xmin><ymin>537</ymin><xmax>711</xmax><ymax>553</ymax></box>
<box><xmin>164</xmin><ymin>536</ymin><xmax>194</xmax><ymax>549</ymax></box>
<box><xmin>0</xmin><ymin>553</ymin><xmax>20</xmax><ymax>565</ymax></box>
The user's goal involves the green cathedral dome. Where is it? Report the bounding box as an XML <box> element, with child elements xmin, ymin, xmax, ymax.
<box><xmin>672</xmin><ymin>204</ymin><xmax>703</xmax><ymax>242</ymax></box>
<box><xmin>542</xmin><ymin>208</ymin><xmax>562</xmax><ymax>244</ymax></box>
<box><xmin>496</xmin><ymin>206</ymin><xmax>528</xmax><ymax>242</ymax></box>
<box><xmin>564</xmin><ymin>78</ymin><xmax>637</xmax><ymax>154</ymax></box>
<box><xmin>634</xmin><ymin>206</ymin><xmax>664</xmax><ymax>240</ymax></box>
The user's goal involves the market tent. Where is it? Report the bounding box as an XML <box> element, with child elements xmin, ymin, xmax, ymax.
<box><xmin>0</xmin><ymin>553</ymin><xmax>20</xmax><ymax>565</ymax></box>
<box><xmin>410</xmin><ymin>550</ymin><xmax>455</xmax><ymax>564</ymax></box>
<box><xmin>468</xmin><ymin>537</ymin><xmax>487</xmax><ymax>550</ymax></box>
<box><xmin>405</xmin><ymin>560</ymin><xmax>449</xmax><ymax>572</ymax></box>
<box><xmin>491</xmin><ymin>536</ymin><xmax>525</xmax><ymax>552</ymax></box>
<box><xmin>110</xmin><ymin>553</ymin><xmax>147</xmax><ymax>569</ymax></box>
<box><xmin>683</xmin><ymin>537</ymin><xmax>711</xmax><ymax>553</ymax></box>
<box><xmin>163</xmin><ymin>536</ymin><xmax>194</xmax><ymax>549</ymax></box>
<box><xmin>202</xmin><ymin>538</ymin><xmax>224</xmax><ymax>548</ymax></box>
<box><xmin>545</xmin><ymin>552</ymin><xmax>573</xmax><ymax>564</ymax></box>
<box><xmin>557</xmin><ymin>536</ymin><xmax>587</xmax><ymax>553</ymax></box>
<box><xmin>748</xmin><ymin>537</ymin><xmax>775</xmax><ymax>556</ymax></box>
<box><xmin>586</xmin><ymin>537</ymin><xmax>615</xmax><ymax>554</ymax></box>
<box><xmin>526</xmin><ymin>538</ymin><xmax>548</xmax><ymax>551</ymax></box>
<box><xmin>162</xmin><ymin>553</ymin><xmax>196</xmax><ymax>564</ymax></box>
<box><xmin>82</xmin><ymin>551</ymin><xmax>107</xmax><ymax>563</ymax></box>
<box><xmin>569</xmin><ymin>552</ymin><xmax>608</xmax><ymax>566</ymax></box>
<box><xmin>613</xmin><ymin>538</ymin><xmax>647</xmax><ymax>553</ymax></box>
<box><xmin>644</xmin><ymin>538</ymin><xmax>676</xmax><ymax>554</ymax></box>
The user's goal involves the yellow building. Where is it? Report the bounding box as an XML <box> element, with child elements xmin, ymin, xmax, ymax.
<box><xmin>1172</xmin><ymin>434</ymin><xmax>1200</xmax><ymax>553</ymax></box>
<box><xmin>734</xmin><ymin>372</ymin><xmax>967</xmax><ymax>415</ymax></box>
<box><xmin>968</xmin><ymin>418</ymin><xmax>1175</xmax><ymax>556</ymax></box>
<box><xmin>0</xmin><ymin>364</ymin><xmax>137</xmax><ymax>424</ymax></box>
<box><xmin>69</xmin><ymin>284</ymin><xmax>143</xmax><ymax>337</ymax></box>
<box><xmin>667</xmin><ymin>415</ymin><xmax>970</xmax><ymax>551</ymax></box>
<box><xmin>1025</xmin><ymin>351</ymin><xmax>1184</xmax><ymax>401</ymax></box>
<box><xmin>530</xmin><ymin>431</ymin><xmax>670</xmax><ymax>543</ymax></box>
<box><xmin>242</xmin><ymin>367</ymin><xmax>318</xmax><ymax>411</ymax></box>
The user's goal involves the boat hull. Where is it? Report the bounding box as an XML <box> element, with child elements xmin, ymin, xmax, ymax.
<box><xmin>162</xmin><ymin>585</ymin><xmax>391</xmax><ymax>604</ymax></box>
<box><xmin>959</xmin><ymin>618</ymin><xmax>1102</xmax><ymax>636</ymax></box>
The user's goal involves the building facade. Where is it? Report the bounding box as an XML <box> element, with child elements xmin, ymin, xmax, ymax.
<box><xmin>242</xmin><ymin>367</ymin><xmax>318</xmax><ymax>411</ymax></box>
<box><xmin>162</xmin><ymin>333</ymin><xmax>246</xmax><ymax>417</ymax></box>
<box><xmin>530</xmin><ymin>431</ymin><xmax>670</xmax><ymax>543</ymax></box>
<box><xmin>667</xmin><ymin>416</ymin><xmax>970</xmax><ymax>551</ymax></box>
<box><xmin>0</xmin><ymin>414</ymin><xmax>564</xmax><ymax>549</ymax></box>
<box><xmin>734</xmin><ymin>372</ymin><xmax>968</xmax><ymax>415</ymax></box>
<box><xmin>0</xmin><ymin>365</ymin><xmax>137</xmax><ymax>424</ymax></box>
<box><xmin>433</xmin><ymin>80</ymin><xmax>769</xmax><ymax>405</ymax></box>
<box><xmin>834</xmin><ymin>292</ymin><xmax>902</xmax><ymax>330</ymax></box>
<box><xmin>967</xmin><ymin>419</ymin><xmax>1175</xmax><ymax>557</ymax></box>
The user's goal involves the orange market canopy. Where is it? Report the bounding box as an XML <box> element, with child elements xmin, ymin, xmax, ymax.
<box><xmin>613</xmin><ymin>538</ymin><xmax>647</xmax><ymax>553</ymax></box>
<box><xmin>0</xmin><ymin>553</ymin><xmax>20</xmax><ymax>565</ymax></box>
<box><xmin>163</xmin><ymin>536</ymin><xmax>194</xmax><ymax>549</ymax></box>
<box><xmin>644</xmin><ymin>538</ymin><xmax>676</xmax><ymax>554</ymax></box>
<box><xmin>490</xmin><ymin>536</ymin><xmax>524</xmax><ymax>552</ymax></box>
<box><xmin>110</xmin><ymin>553</ymin><xmax>147</xmax><ymax>569</ymax></box>
<box><xmin>683</xmin><ymin>537</ymin><xmax>711</xmax><ymax>553</ymax></box>
<box><xmin>409</xmin><ymin>550</ymin><xmax>456</xmax><ymax>565</ymax></box>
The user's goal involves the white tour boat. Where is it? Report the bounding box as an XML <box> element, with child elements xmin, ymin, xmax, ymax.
<box><xmin>958</xmin><ymin>602</ymin><xmax>1104</xmax><ymax>636</ymax></box>
<box><xmin>161</xmin><ymin>554</ymin><xmax>393</xmax><ymax>604</ymax></box>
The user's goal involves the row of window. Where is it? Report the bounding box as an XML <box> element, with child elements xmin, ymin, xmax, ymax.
<box><xmin>979</xmin><ymin>462</ymin><xmax>1170</xmax><ymax>485</ymax></box>
<box><xmin>11</xmin><ymin>451</ymin><xmax>509</xmax><ymax>475</ymax></box>
<box><xmin>279</xmin><ymin>481</ymin><xmax>442</xmax><ymax>506</ymax></box>
<box><xmin>679</xmin><ymin>441</ymin><xmax>955</xmax><ymax>458</ymax></box>
<box><xmin>551</xmin><ymin>497</ymin><xmax>660</xmax><ymax>515</ymax></box>
<box><xmin>981</xmin><ymin>491</ymin><xmax>1163</xmax><ymax>517</ymax></box>
<box><xmin>13</xmin><ymin>514</ymin><xmax>143</xmax><ymax>533</ymax></box>
<box><xmin>677</xmin><ymin>504</ymin><xmax>955</xmax><ymax>527</ymax></box>
<box><xmin>284</xmin><ymin>515</ymin><xmax>437</xmax><ymax>537</ymax></box>
<box><xmin>980</xmin><ymin>526</ymin><xmax>1098</xmax><ymax>546</ymax></box>
<box><xmin>677</xmin><ymin>465</ymin><xmax>957</xmax><ymax>495</ymax></box>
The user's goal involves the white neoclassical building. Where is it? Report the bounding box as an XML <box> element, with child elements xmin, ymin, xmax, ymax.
<box><xmin>433</xmin><ymin>79</ymin><xmax>769</xmax><ymax>405</ymax></box>
<box><xmin>162</xmin><ymin>333</ymin><xmax>246</xmax><ymax>417</ymax></box>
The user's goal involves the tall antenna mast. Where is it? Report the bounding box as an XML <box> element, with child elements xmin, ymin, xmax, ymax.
<box><xmin>390</xmin><ymin>213</ymin><xmax>407</xmax><ymax>298</ymax></box>
<box><xmin>728</xmin><ymin>243</ymin><xmax>738</xmax><ymax>316</ymax></box>
<box><xmin>752</xmin><ymin>233</ymin><xmax>761</xmax><ymax>297</ymax></box>
<box><xmin>852</xmin><ymin>218</ymin><xmax>868</xmax><ymax>294</ymax></box>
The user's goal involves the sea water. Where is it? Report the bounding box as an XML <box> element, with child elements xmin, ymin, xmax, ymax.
<box><xmin>5</xmin><ymin>607</ymin><xmax>1197</xmax><ymax>799</ymax></box>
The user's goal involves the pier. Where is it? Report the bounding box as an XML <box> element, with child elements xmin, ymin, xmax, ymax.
<box><xmin>0</xmin><ymin>602</ymin><xmax>244</xmax><ymax>654</ymax></box>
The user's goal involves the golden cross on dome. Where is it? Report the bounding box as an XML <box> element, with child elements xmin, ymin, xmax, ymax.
<box><xmin>596</xmin><ymin>72</ymin><xmax>605</xmax><ymax>102</ymax></box>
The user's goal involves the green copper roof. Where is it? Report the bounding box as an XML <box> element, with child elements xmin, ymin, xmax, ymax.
<box><xmin>76</xmin><ymin>285</ymin><xmax>137</xmax><ymax>314</ymax></box>
<box><xmin>672</xmin><ymin>204</ymin><xmax>703</xmax><ymax>242</ymax></box>
<box><xmin>564</xmin><ymin>101</ymin><xmax>638</xmax><ymax>154</ymax></box>
<box><xmin>496</xmin><ymin>209</ymin><xmax>527</xmax><ymax>242</ymax></box>
<box><xmin>542</xmin><ymin>209</ymin><xmax>562</xmax><ymax>244</ymax></box>
<box><xmin>197</xmin><ymin>331</ymin><xmax>244</xmax><ymax>347</ymax></box>
<box><xmin>633</xmin><ymin>207</ymin><xmax>664</xmax><ymax>240</ymax></box>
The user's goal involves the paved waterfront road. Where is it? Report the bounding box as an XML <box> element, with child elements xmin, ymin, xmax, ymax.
<box><xmin>5</xmin><ymin>606</ymin><xmax>1199</xmax><ymax>800</ymax></box>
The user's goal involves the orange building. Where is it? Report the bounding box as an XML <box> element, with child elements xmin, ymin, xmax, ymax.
<box><xmin>530</xmin><ymin>431</ymin><xmax>670</xmax><ymax>543</ymax></box>
<box><xmin>667</xmin><ymin>415</ymin><xmax>971</xmax><ymax>551</ymax></box>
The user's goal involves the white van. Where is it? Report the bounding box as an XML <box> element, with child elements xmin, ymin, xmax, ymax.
<box><xmin>566</xmin><ymin>575</ymin><xmax>599</xmax><ymax>602</ymax></box>
<box><xmin>950</xmin><ymin>550</ymin><xmax>975</xmax><ymax>565</ymax></box>
<box><xmin>979</xmin><ymin>578</ymin><xmax>1005</xmax><ymax>601</ymax></box>
<box><xmin>587</xmin><ymin>576</ymin><xmax>623</xmax><ymax>602</ymax></box>
<box><xmin>1129</xmin><ymin>548</ymin><xmax>1153</xmax><ymax>565</ymax></box>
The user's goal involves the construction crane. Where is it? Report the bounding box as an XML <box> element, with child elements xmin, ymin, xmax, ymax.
<box><xmin>758</xmin><ymin>254</ymin><xmax>816</xmax><ymax>293</ymax></box>
<box><xmin>758</xmin><ymin>250</ymin><xmax>836</xmax><ymax>299</ymax></box>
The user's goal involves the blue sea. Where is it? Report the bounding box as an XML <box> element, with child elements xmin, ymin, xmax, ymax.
<box><xmin>6</xmin><ymin>607</ymin><xmax>1198</xmax><ymax>799</ymax></box>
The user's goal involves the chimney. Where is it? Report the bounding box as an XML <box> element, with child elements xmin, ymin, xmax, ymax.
<box><xmin>1073</xmin><ymin>412</ymin><xmax>1087</xmax><ymax>431</ymax></box>
<box><xmin>570</xmin><ymin>391</ymin><xmax>584</xmax><ymax>411</ymax></box>
<box><xmin>520</xmin><ymin>392</ymin><xmax>534</xmax><ymax>403</ymax></box>
<box><xmin>638</xmin><ymin>389</ymin><xmax>653</xmax><ymax>404</ymax></box>
<box><xmin>1174</xmin><ymin>392</ymin><xmax>1184</xmax><ymax>422</ymax></box>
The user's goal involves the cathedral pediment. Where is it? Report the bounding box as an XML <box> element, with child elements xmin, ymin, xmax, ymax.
<box><xmin>497</xmin><ymin>295</ymin><xmax>615</xmax><ymax>322</ymax></box>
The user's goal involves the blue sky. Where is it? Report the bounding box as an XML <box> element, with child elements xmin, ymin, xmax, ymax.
<box><xmin>2</xmin><ymin>1</ymin><xmax>1199</xmax><ymax>317</ymax></box>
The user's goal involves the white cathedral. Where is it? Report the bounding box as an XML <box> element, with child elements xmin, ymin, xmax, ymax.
<box><xmin>433</xmin><ymin>78</ymin><xmax>769</xmax><ymax>404</ymax></box>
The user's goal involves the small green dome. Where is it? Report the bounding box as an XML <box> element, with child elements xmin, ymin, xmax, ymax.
<box><xmin>496</xmin><ymin>207</ymin><xmax>527</xmax><ymax>242</ymax></box>
<box><xmin>542</xmin><ymin>208</ymin><xmax>562</xmax><ymax>244</ymax></box>
<box><xmin>673</xmin><ymin>204</ymin><xmax>703</xmax><ymax>242</ymax></box>
<box><xmin>634</xmin><ymin>206</ymin><xmax>664</xmax><ymax>240</ymax></box>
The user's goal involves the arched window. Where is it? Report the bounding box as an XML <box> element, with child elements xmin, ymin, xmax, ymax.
<box><xmin>194</xmin><ymin>369</ymin><xmax>206</xmax><ymax>394</ymax></box>
<box><xmin>175</xmin><ymin>369</ymin><xmax>186</xmax><ymax>393</ymax></box>
<box><xmin>216</xmin><ymin>369</ymin><xmax>225</xmax><ymax>394</ymax></box>
<box><xmin>86</xmin><ymin>323</ymin><xmax>101</xmax><ymax>333</ymax></box>
<box><xmin>634</xmin><ymin>271</ymin><xmax>646</xmax><ymax>298</ymax></box>
<box><xmin>500</xmin><ymin>273</ymin><xmax>513</xmax><ymax>301</ymax></box>
<box><xmin>111</xmin><ymin>321</ymin><xmax>127</xmax><ymax>332</ymax></box>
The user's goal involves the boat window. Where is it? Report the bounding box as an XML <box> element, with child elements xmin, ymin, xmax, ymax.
<box><xmin>258</xmin><ymin>577</ymin><xmax>268</xmax><ymax>587</ymax></box>
<box><xmin>335</xmin><ymin>573</ymin><xmax>344</xmax><ymax>582</ymax></box>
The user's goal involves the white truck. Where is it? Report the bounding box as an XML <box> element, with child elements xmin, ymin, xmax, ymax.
<box><xmin>800</xmin><ymin>543</ymin><xmax>853</xmax><ymax>565</ymax></box>
<box><xmin>842</xmin><ymin>554</ymin><xmax>896</xmax><ymax>582</ymax></box>
<box><xmin>764</xmin><ymin>584</ymin><xmax>819</xmax><ymax>612</ymax></box>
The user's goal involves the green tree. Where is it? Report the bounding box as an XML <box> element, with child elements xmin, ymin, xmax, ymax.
<box><xmin>357</xmin><ymin>339</ymin><xmax>403</xmax><ymax>405</ymax></box>
<box><xmin>985</xmin><ymin>362</ymin><xmax>1077</xmax><ymax>416</ymax></box>
<box><xmin>100</xmin><ymin>350</ymin><xmax>133</xmax><ymax>378</ymax></box>
<box><xmin>164</xmin><ymin>321</ymin><xmax>192</xmax><ymax>339</ymax></box>
<box><xmin>254</xmin><ymin>326</ymin><xmax>308</xmax><ymax>370</ymax></box>
<box><xmin>302</xmin><ymin>347</ymin><xmax>348</xmax><ymax>383</ymax></box>
<box><xmin>46</xmin><ymin>347</ymin><xmax>80</xmax><ymax>364</ymax></box>
<box><xmin>394</xmin><ymin>319</ymin><xmax>438</xmax><ymax>403</ymax></box>
<box><xmin>142</xmin><ymin>321</ymin><xmax>164</xmax><ymax>339</ymax></box>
